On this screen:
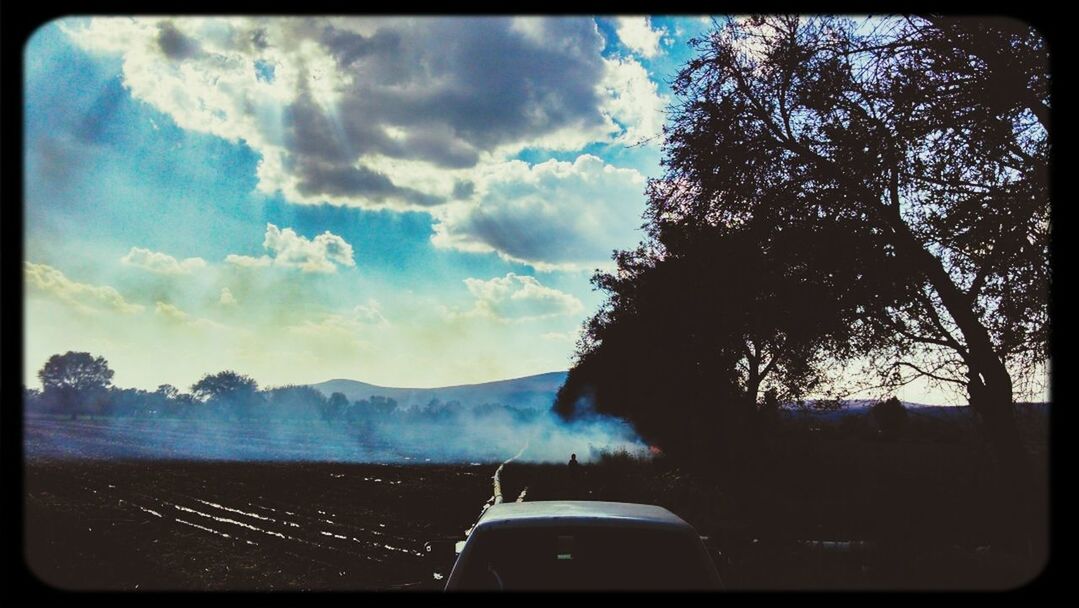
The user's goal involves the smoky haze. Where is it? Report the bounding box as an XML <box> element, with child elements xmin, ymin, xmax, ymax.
<box><xmin>23</xmin><ymin>371</ymin><xmax>648</xmax><ymax>464</ymax></box>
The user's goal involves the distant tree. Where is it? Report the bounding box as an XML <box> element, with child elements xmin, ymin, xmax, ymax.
<box><xmin>155</xmin><ymin>384</ymin><xmax>180</xmax><ymax>400</ymax></box>
<box><xmin>191</xmin><ymin>371</ymin><xmax>261</xmax><ymax>418</ymax></box>
<box><xmin>106</xmin><ymin>387</ymin><xmax>154</xmax><ymax>417</ymax></box>
<box><xmin>345</xmin><ymin>399</ymin><xmax>370</xmax><ymax>424</ymax></box>
<box><xmin>323</xmin><ymin>391</ymin><xmax>349</xmax><ymax>421</ymax></box>
<box><xmin>369</xmin><ymin>396</ymin><xmax>398</xmax><ymax>416</ymax></box>
<box><xmin>263</xmin><ymin>385</ymin><xmax>325</xmax><ymax>420</ymax></box>
<box><xmin>23</xmin><ymin>386</ymin><xmax>43</xmax><ymax>416</ymax></box>
<box><xmin>837</xmin><ymin>410</ymin><xmax>871</xmax><ymax>439</ymax></box>
<box><xmin>871</xmin><ymin>397</ymin><xmax>910</xmax><ymax>439</ymax></box>
<box><xmin>192</xmin><ymin>370</ymin><xmax>258</xmax><ymax>401</ymax></box>
<box><xmin>38</xmin><ymin>352</ymin><xmax>115</xmax><ymax>418</ymax></box>
<box><xmin>154</xmin><ymin>384</ymin><xmax>193</xmax><ymax>418</ymax></box>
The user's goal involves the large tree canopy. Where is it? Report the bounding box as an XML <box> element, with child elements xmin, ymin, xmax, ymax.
<box><xmin>559</xmin><ymin>16</ymin><xmax>1049</xmax><ymax>478</ymax></box>
<box><xmin>555</xmin><ymin>215</ymin><xmax>909</xmax><ymax>465</ymax></box>
<box><xmin>38</xmin><ymin>351</ymin><xmax>115</xmax><ymax>394</ymax></box>
<box><xmin>663</xmin><ymin>15</ymin><xmax>1047</xmax><ymax>459</ymax></box>
<box><xmin>191</xmin><ymin>371</ymin><xmax>260</xmax><ymax>403</ymax></box>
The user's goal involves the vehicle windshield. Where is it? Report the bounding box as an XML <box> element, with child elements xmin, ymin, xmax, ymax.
<box><xmin>453</xmin><ymin>525</ymin><xmax>715</xmax><ymax>591</ymax></box>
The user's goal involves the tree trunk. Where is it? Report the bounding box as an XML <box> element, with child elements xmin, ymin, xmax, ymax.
<box><xmin>889</xmin><ymin>219</ymin><xmax>1037</xmax><ymax>549</ymax></box>
<box><xmin>884</xmin><ymin>212</ymin><xmax>1023</xmax><ymax>456</ymax></box>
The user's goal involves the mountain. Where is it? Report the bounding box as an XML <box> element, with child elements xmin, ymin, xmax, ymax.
<box><xmin>785</xmin><ymin>400</ymin><xmax>1049</xmax><ymax>421</ymax></box>
<box><xmin>310</xmin><ymin>371</ymin><xmax>569</xmax><ymax>411</ymax></box>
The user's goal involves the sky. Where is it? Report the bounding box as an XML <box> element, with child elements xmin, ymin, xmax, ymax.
<box><xmin>22</xmin><ymin>15</ymin><xmax>1016</xmax><ymax>405</ymax></box>
<box><xmin>23</xmin><ymin>16</ymin><xmax>725</xmax><ymax>392</ymax></box>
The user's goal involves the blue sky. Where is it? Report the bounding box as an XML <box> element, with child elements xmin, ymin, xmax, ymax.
<box><xmin>23</xmin><ymin>16</ymin><xmax>722</xmax><ymax>392</ymax></box>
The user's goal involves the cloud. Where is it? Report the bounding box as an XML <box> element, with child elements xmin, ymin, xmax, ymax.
<box><xmin>226</xmin><ymin>223</ymin><xmax>355</xmax><ymax>273</ymax></box>
<box><xmin>121</xmin><ymin>246</ymin><xmax>207</xmax><ymax>275</ymax></box>
<box><xmin>61</xmin><ymin>17</ymin><xmax>664</xmax><ymax>211</ymax></box>
<box><xmin>431</xmin><ymin>155</ymin><xmax>648</xmax><ymax>271</ymax></box>
<box><xmin>155</xmin><ymin>300</ymin><xmax>227</xmax><ymax>330</ymax></box>
<box><xmin>462</xmin><ymin>273</ymin><xmax>583</xmax><ymax>321</ymax></box>
<box><xmin>224</xmin><ymin>254</ymin><xmax>272</xmax><ymax>268</ymax></box>
<box><xmin>154</xmin><ymin>301</ymin><xmax>190</xmax><ymax>322</ymax></box>
<box><xmin>25</xmin><ymin>261</ymin><xmax>144</xmax><ymax>315</ymax></box>
<box><xmin>613</xmin><ymin>17</ymin><xmax>666</xmax><ymax>58</ymax></box>
<box><xmin>219</xmin><ymin>287</ymin><xmax>237</xmax><ymax>306</ymax></box>
<box><xmin>350</xmin><ymin>299</ymin><xmax>389</xmax><ymax>326</ymax></box>
<box><xmin>286</xmin><ymin>299</ymin><xmax>388</xmax><ymax>350</ymax></box>
<box><xmin>599</xmin><ymin>56</ymin><xmax>668</xmax><ymax>145</ymax></box>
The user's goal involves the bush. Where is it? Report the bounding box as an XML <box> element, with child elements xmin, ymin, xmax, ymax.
<box><xmin>871</xmin><ymin>397</ymin><xmax>909</xmax><ymax>439</ymax></box>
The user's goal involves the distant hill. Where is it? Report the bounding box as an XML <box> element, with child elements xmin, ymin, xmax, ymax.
<box><xmin>310</xmin><ymin>371</ymin><xmax>569</xmax><ymax>411</ymax></box>
<box><xmin>785</xmin><ymin>400</ymin><xmax>1049</xmax><ymax>421</ymax></box>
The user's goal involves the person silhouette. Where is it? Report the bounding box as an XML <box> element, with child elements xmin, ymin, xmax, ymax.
<box><xmin>566</xmin><ymin>453</ymin><xmax>581</xmax><ymax>498</ymax></box>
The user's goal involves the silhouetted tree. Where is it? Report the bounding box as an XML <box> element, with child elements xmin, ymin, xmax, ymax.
<box><xmin>871</xmin><ymin>396</ymin><xmax>910</xmax><ymax>439</ymax></box>
<box><xmin>155</xmin><ymin>384</ymin><xmax>180</xmax><ymax>400</ymax></box>
<box><xmin>555</xmin><ymin>217</ymin><xmax>902</xmax><ymax>471</ymax></box>
<box><xmin>23</xmin><ymin>386</ymin><xmax>43</xmax><ymax>416</ymax></box>
<box><xmin>106</xmin><ymin>387</ymin><xmax>155</xmax><ymax>417</ymax></box>
<box><xmin>759</xmin><ymin>387</ymin><xmax>781</xmax><ymax>430</ymax></box>
<box><xmin>154</xmin><ymin>384</ymin><xmax>194</xmax><ymax>418</ymax></box>
<box><xmin>323</xmin><ymin>391</ymin><xmax>350</xmax><ymax>421</ymax></box>
<box><xmin>369</xmin><ymin>396</ymin><xmax>398</xmax><ymax>416</ymax></box>
<box><xmin>262</xmin><ymin>385</ymin><xmax>325</xmax><ymax>420</ymax></box>
<box><xmin>192</xmin><ymin>370</ymin><xmax>261</xmax><ymax>418</ymax></box>
<box><xmin>653</xmin><ymin>16</ymin><xmax>1047</xmax><ymax>475</ymax></box>
<box><xmin>38</xmin><ymin>351</ymin><xmax>115</xmax><ymax>418</ymax></box>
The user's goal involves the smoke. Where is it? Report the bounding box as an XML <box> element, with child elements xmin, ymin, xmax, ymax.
<box><xmin>23</xmin><ymin>392</ymin><xmax>648</xmax><ymax>464</ymax></box>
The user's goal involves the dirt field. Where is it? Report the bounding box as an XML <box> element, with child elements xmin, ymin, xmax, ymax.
<box><xmin>21</xmin><ymin>416</ymin><xmax>1050</xmax><ymax>591</ymax></box>
<box><xmin>24</xmin><ymin>459</ymin><xmax>492</xmax><ymax>590</ymax></box>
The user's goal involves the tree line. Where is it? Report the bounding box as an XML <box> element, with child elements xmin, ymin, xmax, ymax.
<box><xmin>23</xmin><ymin>351</ymin><xmax>540</xmax><ymax>426</ymax></box>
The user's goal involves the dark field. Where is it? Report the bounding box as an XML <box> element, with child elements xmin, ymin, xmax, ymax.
<box><xmin>23</xmin><ymin>412</ymin><xmax>1050</xmax><ymax>591</ymax></box>
<box><xmin>25</xmin><ymin>459</ymin><xmax>491</xmax><ymax>590</ymax></box>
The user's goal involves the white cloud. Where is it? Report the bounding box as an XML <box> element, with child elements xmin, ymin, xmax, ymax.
<box><xmin>61</xmin><ymin>17</ymin><xmax>665</xmax><ymax>212</ymax></box>
<box><xmin>224</xmin><ymin>254</ymin><xmax>272</xmax><ymax>268</ymax></box>
<box><xmin>431</xmin><ymin>155</ymin><xmax>648</xmax><ymax>271</ymax></box>
<box><xmin>226</xmin><ymin>223</ymin><xmax>355</xmax><ymax>273</ymax></box>
<box><xmin>286</xmin><ymin>299</ymin><xmax>388</xmax><ymax>349</ymax></box>
<box><xmin>121</xmin><ymin>246</ymin><xmax>207</xmax><ymax>275</ymax></box>
<box><xmin>154</xmin><ymin>301</ymin><xmax>190</xmax><ymax>322</ymax></box>
<box><xmin>155</xmin><ymin>300</ymin><xmax>227</xmax><ymax>330</ymax></box>
<box><xmin>599</xmin><ymin>56</ymin><xmax>668</xmax><ymax>145</ymax></box>
<box><xmin>25</xmin><ymin>261</ymin><xmax>144</xmax><ymax>315</ymax></box>
<box><xmin>350</xmin><ymin>299</ymin><xmax>389</xmax><ymax>326</ymax></box>
<box><xmin>613</xmin><ymin>17</ymin><xmax>666</xmax><ymax>58</ymax></box>
<box><xmin>219</xmin><ymin>287</ymin><xmax>238</xmax><ymax>306</ymax></box>
<box><xmin>462</xmin><ymin>273</ymin><xmax>583</xmax><ymax>321</ymax></box>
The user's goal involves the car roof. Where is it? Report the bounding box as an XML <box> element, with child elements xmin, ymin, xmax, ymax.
<box><xmin>473</xmin><ymin>501</ymin><xmax>693</xmax><ymax>532</ymax></box>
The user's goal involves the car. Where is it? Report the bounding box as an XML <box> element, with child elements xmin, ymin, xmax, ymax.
<box><xmin>440</xmin><ymin>500</ymin><xmax>724</xmax><ymax>591</ymax></box>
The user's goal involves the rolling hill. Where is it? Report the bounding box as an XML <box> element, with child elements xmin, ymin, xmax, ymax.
<box><xmin>310</xmin><ymin>371</ymin><xmax>569</xmax><ymax>411</ymax></box>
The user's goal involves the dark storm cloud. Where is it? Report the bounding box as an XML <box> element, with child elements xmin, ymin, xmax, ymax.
<box><xmin>452</xmin><ymin>179</ymin><xmax>476</xmax><ymax>200</ymax></box>
<box><xmin>250</xmin><ymin>28</ymin><xmax>269</xmax><ymax>50</ymax></box>
<box><xmin>72</xmin><ymin>18</ymin><xmax>632</xmax><ymax>211</ymax></box>
<box><xmin>332</xmin><ymin>18</ymin><xmax>609</xmax><ymax>152</ymax></box>
<box><xmin>454</xmin><ymin>207</ymin><xmax>593</xmax><ymax>266</ymax></box>
<box><xmin>273</xmin><ymin>18</ymin><xmax>615</xmax><ymax>207</ymax></box>
<box><xmin>157</xmin><ymin>22</ymin><xmax>202</xmax><ymax>61</ymax></box>
<box><xmin>294</xmin><ymin>160</ymin><xmax>445</xmax><ymax>207</ymax></box>
<box><xmin>321</xmin><ymin>25</ymin><xmax>402</xmax><ymax>68</ymax></box>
